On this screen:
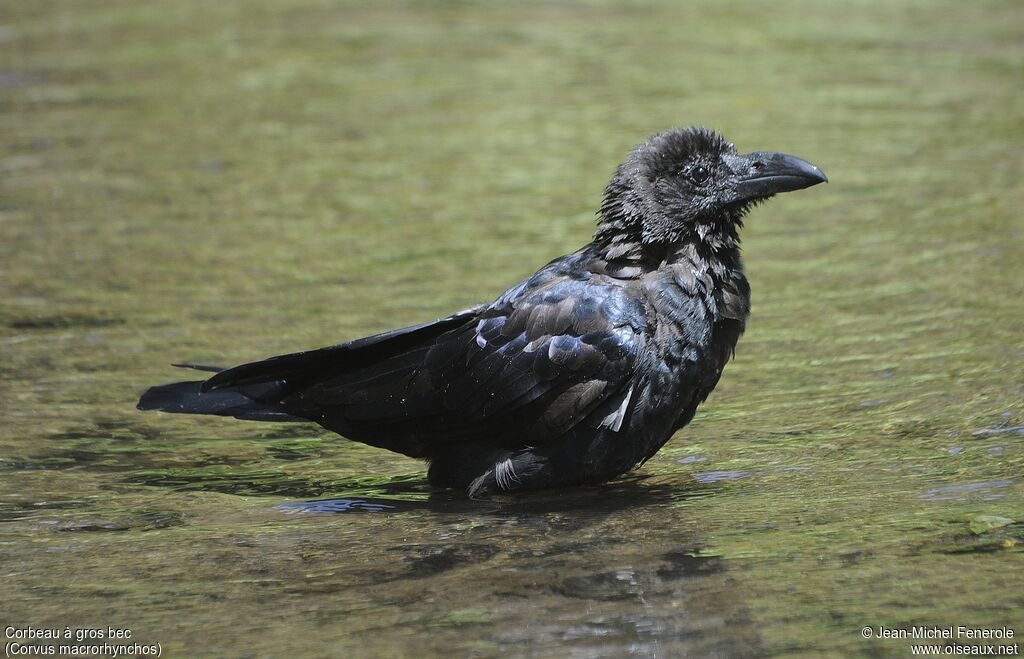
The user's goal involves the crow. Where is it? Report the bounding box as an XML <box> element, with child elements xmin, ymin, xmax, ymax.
<box><xmin>138</xmin><ymin>127</ymin><xmax>827</xmax><ymax>496</ymax></box>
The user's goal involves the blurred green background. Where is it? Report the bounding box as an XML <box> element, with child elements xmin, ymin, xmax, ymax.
<box><xmin>1</xmin><ymin>1</ymin><xmax>1022</xmax><ymax>657</ymax></box>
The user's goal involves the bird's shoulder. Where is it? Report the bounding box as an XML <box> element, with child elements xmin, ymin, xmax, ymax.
<box><xmin>482</xmin><ymin>248</ymin><xmax>649</xmax><ymax>342</ymax></box>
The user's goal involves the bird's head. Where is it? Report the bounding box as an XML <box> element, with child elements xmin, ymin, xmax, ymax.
<box><xmin>597</xmin><ymin>126</ymin><xmax>827</xmax><ymax>248</ymax></box>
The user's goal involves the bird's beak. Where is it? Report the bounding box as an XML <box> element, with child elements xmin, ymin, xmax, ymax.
<box><xmin>731</xmin><ymin>151</ymin><xmax>828</xmax><ymax>202</ymax></box>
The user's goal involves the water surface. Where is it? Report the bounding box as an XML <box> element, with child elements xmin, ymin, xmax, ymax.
<box><xmin>2</xmin><ymin>1</ymin><xmax>1022</xmax><ymax>656</ymax></box>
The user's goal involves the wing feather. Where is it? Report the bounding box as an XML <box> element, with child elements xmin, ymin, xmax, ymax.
<box><xmin>199</xmin><ymin>255</ymin><xmax>649</xmax><ymax>456</ymax></box>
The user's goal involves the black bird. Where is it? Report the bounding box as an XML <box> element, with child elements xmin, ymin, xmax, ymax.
<box><xmin>139</xmin><ymin>127</ymin><xmax>826</xmax><ymax>496</ymax></box>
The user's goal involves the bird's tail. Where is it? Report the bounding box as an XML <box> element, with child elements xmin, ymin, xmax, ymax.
<box><xmin>138</xmin><ymin>307</ymin><xmax>483</xmax><ymax>428</ymax></box>
<box><xmin>137</xmin><ymin>364</ymin><xmax>305</xmax><ymax>422</ymax></box>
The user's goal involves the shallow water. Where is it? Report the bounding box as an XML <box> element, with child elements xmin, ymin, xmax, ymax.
<box><xmin>2</xmin><ymin>1</ymin><xmax>1022</xmax><ymax>657</ymax></box>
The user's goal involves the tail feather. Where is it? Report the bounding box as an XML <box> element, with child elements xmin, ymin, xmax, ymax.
<box><xmin>138</xmin><ymin>306</ymin><xmax>483</xmax><ymax>429</ymax></box>
<box><xmin>201</xmin><ymin>307</ymin><xmax>482</xmax><ymax>393</ymax></box>
<box><xmin>137</xmin><ymin>379</ymin><xmax>305</xmax><ymax>422</ymax></box>
<box><xmin>170</xmin><ymin>363</ymin><xmax>226</xmax><ymax>373</ymax></box>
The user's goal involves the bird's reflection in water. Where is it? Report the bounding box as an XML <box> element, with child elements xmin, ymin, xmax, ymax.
<box><xmin>272</xmin><ymin>472</ymin><xmax>716</xmax><ymax>516</ymax></box>
<box><xmin>276</xmin><ymin>498</ymin><xmax>412</xmax><ymax>513</ymax></box>
<box><xmin>270</xmin><ymin>474</ymin><xmax>762</xmax><ymax>656</ymax></box>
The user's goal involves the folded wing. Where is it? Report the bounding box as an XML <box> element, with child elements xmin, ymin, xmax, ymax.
<box><xmin>201</xmin><ymin>268</ymin><xmax>648</xmax><ymax>458</ymax></box>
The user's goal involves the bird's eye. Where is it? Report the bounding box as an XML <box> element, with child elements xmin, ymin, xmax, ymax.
<box><xmin>688</xmin><ymin>164</ymin><xmax>711</xmax><ymax>184</ymax></box>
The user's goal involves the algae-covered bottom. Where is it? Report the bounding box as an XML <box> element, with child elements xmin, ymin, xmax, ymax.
<box><xmin>1</xmin><ymin>0</ymin><xmax>1022</xmax><ymax>657</ymax></box>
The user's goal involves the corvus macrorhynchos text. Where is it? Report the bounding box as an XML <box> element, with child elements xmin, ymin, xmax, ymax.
<box><xmin>139</xmin><ymin>127</ymin><xmax>827</xmax><ymax>496</ymax></box>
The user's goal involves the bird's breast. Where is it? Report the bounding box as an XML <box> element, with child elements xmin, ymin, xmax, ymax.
<box><xmin>640</xmin><ymin>258</ymin><xmax>749</xmax><ymax>365</ymax></box>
